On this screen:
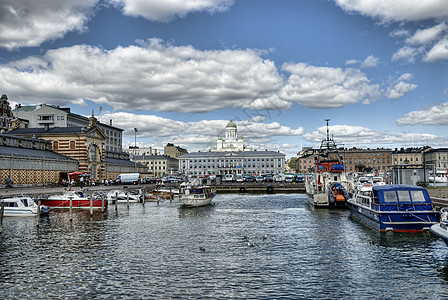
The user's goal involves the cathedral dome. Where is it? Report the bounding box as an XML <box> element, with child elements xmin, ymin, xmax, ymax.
<box><xmin>226</xmin><ymin>119</ymin><xmax>237</xmax><ymax>128</ymax></box>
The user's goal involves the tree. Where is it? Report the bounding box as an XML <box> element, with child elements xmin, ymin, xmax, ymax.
<box><xmin>287</xmin><ymin>157</ymin><xmax>298</xmax><ymax>172</ymax></box>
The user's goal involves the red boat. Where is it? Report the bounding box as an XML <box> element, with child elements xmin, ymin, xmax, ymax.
<box><xmin>40</xmin><ymin>190</ymin><xmax>107</xmax><ymax>209</ymax></box>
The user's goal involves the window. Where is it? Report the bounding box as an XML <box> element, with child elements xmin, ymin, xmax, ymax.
<box><xmin>411</xmin><ymin>190</ymin><xmax>426</xmax><ymax>202</ymax></box>
<box><xmin>397</xmin><ymin>190</ymin><xmax>411</xmax><ymax>202</ymax></box>
<box><xmin>70</xmin><ymin>141</ymin><xmax>75</xmax><ymax>150</ymax></box>
<box><xmin>383</xmin><ymin>191</ymin><xmax>397</xmax><ymax>202</ymax></box>
<box><xmin>53</xmin><ymin>141</ymin><xmax>58</xmax><ymax>150</ymax></box>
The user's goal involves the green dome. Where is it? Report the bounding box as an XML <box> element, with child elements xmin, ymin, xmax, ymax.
<box><xmin>226</xmin><ymin>119</ymin><xmax>237</xmax><ymax>128</ymax></box>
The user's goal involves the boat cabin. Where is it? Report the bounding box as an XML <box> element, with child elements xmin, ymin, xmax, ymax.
<box><xmin>370</xmin><ymin>185</ymin><xmax>433</xmax><ymax>212</ymax></box>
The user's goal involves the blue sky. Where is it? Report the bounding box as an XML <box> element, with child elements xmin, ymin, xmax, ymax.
<box><xmin>1</xmin><ymin>0</ymin><xmax>448</xmax><ymax>158</ymax></box>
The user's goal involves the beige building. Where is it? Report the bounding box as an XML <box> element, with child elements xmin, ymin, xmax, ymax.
<box><xmin>134</xmin><ymin>154</ymin><xmax>179</xmax><ymax>177</ymax></box>
<box><xmin>164</xmin><ymin>143</ymin><xmax>188</xmax><ymax>158</ymax></box>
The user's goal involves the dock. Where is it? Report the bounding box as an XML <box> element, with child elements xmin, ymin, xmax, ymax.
<box><xmin>213</xmin><ymin>183</ymin><xmax>305</xmax><ymax>194</ymax></box>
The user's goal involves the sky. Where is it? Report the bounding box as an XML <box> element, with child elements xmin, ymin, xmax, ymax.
<box><xmin>1</xmin><ymin>0</ymin><xmax>448</xmax><ymax>159</ymax></box>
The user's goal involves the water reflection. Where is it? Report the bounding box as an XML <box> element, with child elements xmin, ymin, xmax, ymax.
<box><xmin>1</xmin><ymin>193</ymin><xmax>448</xmax><ymax>298</ymax></box>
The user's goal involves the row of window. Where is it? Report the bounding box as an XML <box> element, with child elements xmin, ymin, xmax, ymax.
<box><xmin>0</xmin><ymin>157</ymin><xmax>77</xmax><ymax>170</ymax></box>
<box><xmin>190</xmin><ymin>158</ymin><xmax>278</xmax><ymax>163</ymax></box>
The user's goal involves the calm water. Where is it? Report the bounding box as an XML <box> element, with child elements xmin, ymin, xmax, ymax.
<box><xmin>1</xmin><ymin>194</ymin><xmax>448</xmax><ymax>299</ymax></box>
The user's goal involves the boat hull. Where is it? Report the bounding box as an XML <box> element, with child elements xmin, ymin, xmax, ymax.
<box><xmin>40</xmin><ymin>198</ymin><xmax>106</xmax><ymax>209</ymax></box>
<box><xmin>347</xmin><ymin>200</ymin><xmax>437</xmax><ymax>232</ymax></box>
<box><xmin>430</xmin><ymin>223</ymin><xmax>448</xmax><ymax>246</ymax></box>
<box><xmin>2</xmin><ymin>208</ymin><xmax>38</xmax><ymax>217</ymax></box>
<box><xmin>179</xmin><ymin>194</ymin><xmax>214</xmax><ymax>208</ymax></box>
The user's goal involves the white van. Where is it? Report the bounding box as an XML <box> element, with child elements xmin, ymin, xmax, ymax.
<box><xmin>117</xmin><ymin>173</ymin><xmax>141</xmax><ymax>185</ymax></box>
<box><xmin>223</xmin><ymin>174</ymin><xmax>235</xmax><ymax>182</ymax></box>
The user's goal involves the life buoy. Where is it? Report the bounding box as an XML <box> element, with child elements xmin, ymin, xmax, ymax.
<box><xmin>267</xmin><ymin>185</ymin><xmax>274</xmax><ymax>193</ymax></box>
<box><xmin>239</xmin><ymin>187</ymin><xmax>246</xmax><ymax>193</ymax></box>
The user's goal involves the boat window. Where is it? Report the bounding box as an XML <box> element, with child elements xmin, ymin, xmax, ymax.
<box><xmin>397</xmin><ymin>190</ymin><xmax>411</xmax><ymax>202</ymax></box>
<box><xmin>383</xmin><ymin>191</ymin><xmax>397</xmax><ymax>202</ymax></box>
<box><xmin>410</xmin><ymin>190</ymin><xmax>426</xmax><ymax>202</ymax></box>
<box><xmin>20</xmin><ymin>198</ymin><xmax>28</xmax><ymax>206</ymax></box>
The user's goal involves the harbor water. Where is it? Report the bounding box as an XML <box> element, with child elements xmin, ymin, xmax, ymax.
<box><xmin>1</xmin><ymin>193</ymin><xmax>448</xmax><ymax>299</ymax></box>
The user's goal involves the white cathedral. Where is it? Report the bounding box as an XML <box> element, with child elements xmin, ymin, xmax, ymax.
<box><xmin>213</xmin><ymin>119</ymin><xmax>253</xmax><ymax>152</ymax></box>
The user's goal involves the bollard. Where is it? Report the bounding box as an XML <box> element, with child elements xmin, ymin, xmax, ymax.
<box><xmin>142</xmin><ymin>188</ymin><xmax>145</xmax><ymax>206</ymax></box>
<box><xmin>0</xmin><ymin>202</ymin><xmax>4</xmax><ymax>234</ymax></box>
<box><xmin>115</xmin><ymin>192</ymin><xmax>118</xmax><ymax>212</ymax></box>
<box><xmin>102</xmin><ymin>197</ymin><xmax>105</xmax><ymax>212</ymax></box>
<box><xmin>90</xmin><ymin>197</ymin><xmax>93</xmax><ymax>216</ymax></box>
<box><xmin>127</xmin><ymin>191</ymin><xmax>129</xmax><ymax>209</ymax></box>
<box><xmin>36</xmin><ymin>199</ymin><xmax>41</xmax><ymax>227</ymax></box>
<box><xmin>69</xmin><ymin>197</ymin><xmax>73</xmax><ymax>222</ymax></box>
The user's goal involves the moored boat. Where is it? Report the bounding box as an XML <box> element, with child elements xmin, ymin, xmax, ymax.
<box><xmin>40</xmin><ymin>190</ymin><xmax>106</xmax><ymax>209</ymax></box>
<box><xmin>305</xmin><ymin>119</ymin><xmax>350</xmax><ymax>207</ymax></box>
<box><xmin>0</xmin><ymin>196</ymin><xmax>49</xmax><ymax>217</ymax></box>
<box><xmin>105</xmin><ymin>189</ymin><xmax>141</xmax><ymax>203</ymax></box>
<box><xmin>430</xmin><ymin>207</ymin><xmax>448</xmax><ymax>245</ymax></box>
<box><xmin>179</xmin><ymin>185</ymin><xmax>215</xmax><ymax>208</ymax></box>
<box><xmin>347</xmin><ymin>184</ymin><xmax>437</xmax><ymax>232</ymax></box>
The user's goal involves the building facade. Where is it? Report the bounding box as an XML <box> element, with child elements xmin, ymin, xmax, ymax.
<box><xmin>0</xmin><ymin>133</ymin><xmax>78</xmax><ymax>186</ymax></box>
<box><xmin>179</xmin><ymin>151</ymin><xmax>286</xmax><ymax>176</ymax></box>
<box><xmin>164</xmin><ymin>143</ymin><xmax>188</xmax><ymax>158</ymax></box>
<box><xmin>104</xmin><ymin>151</ymin><xmax>147</xmax><ymax>181</ymax></box>
<box><xmin>7</xmin><ymin>115</ymin><xmax>107</xmax><ymax>180</ymax></box>
<box><xmin>391</xmin><ymin>147</ymin><xmax>428</xmax><ymax>166</ymax></box>
<box><xmin>13</xmin><ymin>104</ymin><xmax>123</xmax><ymax>152</ymax></box>
<box><xmin>133</xmin><ymin>155</ymin><xmax>179</xmax><ymax>177</ymax></box>
<box><xmin>424</xmin><ymin>148</ymin><xmax>448</xmax><ymax>170</ymax></box>
<box><xmin>0</xmin><ymin>94</ymin><xmax>15</xmax><ymax>132</ymax></box>
<box><xmin>213</xmin><ymin>119</ymin><xmax>254</xmax><ymax>152</ymax></box>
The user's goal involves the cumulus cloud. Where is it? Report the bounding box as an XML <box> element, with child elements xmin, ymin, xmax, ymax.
<box><xmin>303</xmin><ymin>124</ymin><xmax>438</xmax><ymax>147</ymax></box>
<box><xmin>424</xmin><ymin>38</ymin><xmax>448</xmax><ymax>62</ymax></box>
<box><xmin>391</xmin><ymin>46</ymin><xmax>423</xmax><ymax>63</ymax></box>
<box><xmin>0</xmin><ymin>0</ymin><xmax>97</xmax><ymax>50</ymax></box>
<box><xmin>279</xmin><ymin>63</ymin><xmax>380</xmax><ymax>108</ymax></box>
<box><xmin>1</xmin><ymin>39</ymin><xmax>284</xmax><ymax>113</ymax></box>
<box><xmin>406</xmin><ymin>23</ymin><xmax>447</xmax><ymax>45</ymax></box>
<box><xmin>334</xmin><ymin>0</ymin><xmax>448</xmax><ymax>22</ymax></box>
<box><xmin>100</xmin><ymin>112</ymin><xmax>304</xmax><ymax>152</ymax></box>
<box><xmin>396</xmin><ymin>102</ymin><xmax>448</xmax><ymax>125</ymax></box>
<box><xmin>360</xmin><ymin>55</ymin><xmax>378</xmax><ymax>68</ymax></box>
<box><xmin>385</xmin><ymin>73</ymin><xmax>417</xmax><ymax>99</ymax></box>
<box><xmin>111</xmin><ymin>0</ymin><xmax>234</xmax><ymax>22</ymax></box>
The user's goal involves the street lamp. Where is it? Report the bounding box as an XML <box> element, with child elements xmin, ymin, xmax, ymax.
<box><xmin>134</xmin><ymin>128</ymin><xmax>138</xmax><ymax>172</ymax></box>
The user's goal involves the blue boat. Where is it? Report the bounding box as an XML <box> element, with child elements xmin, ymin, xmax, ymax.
<box><xmin>430</xmin><ymin>207</ymin><xmax>448</xmax><ymax>245</ymax></box>
<box><xmin>347</xmin><ymin>184</ymin><xmax>438</xmax><ymax>232</ymax></box>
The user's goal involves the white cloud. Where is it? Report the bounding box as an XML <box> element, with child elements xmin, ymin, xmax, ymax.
<box><xmin>303</xmin><ymin>124</ymin><xmax>438</xmax><ymax>148</ymax></box>
<box><xmin>1</xmin><ymin>39</ymin><xmax>284</xmax><ymax>113</ymax></box>
<box><xmin>424</xmin><ymin>38</ymin><xmax>448</xmax><ymax>62</ymax></box>
<box><xmin>345</xmin><ymin>59</ymin><xmax>359</xmax><ymax>65</ymax></box>
<box><xmin>385</xmin><ymin>73</ymin><xmax>417</xmax><ymax>99</ymax></box>
<box><xmin>334</xmin><ymin>0</ymin><xmax>448</xmax><ymax>22</ymax></box>
<box><xmin>397</xmin><ymin>102</ymin><xmax>448</xmax><ymax>125</ymax></box>
<box><xmin>99</xmin><ymin>112</ymin><xmax>304</xmax><ymax>152</ymax></box>
<box><xmin>391</xmin><ymin>46</ymin><xmax>423</xmax><ymax>63</ymax></box>
<box><xmin>0</xmin><ymin>0</ymin><xmax>97</xmax><ymax>50</ymax></box>
<box><xmin>360</xmin><ymin>55</ymin><xmax>378</xmax><ymax>68</ymax></box>
<box><xmin>111</xmin><ymin>0</ymin><xmax>234</xmax><ymax>22</ymax></box>
<box><xmin>279</xmin><ymin>63</ymin><xmax>380</xmax><ymax>108</ymax></box>
<box><xmin>406</xmin><ymin>23</ymin><xmax>447</xmax><ymax>45</ymax></box>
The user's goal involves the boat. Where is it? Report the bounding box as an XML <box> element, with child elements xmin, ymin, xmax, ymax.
<box><xmin>178</xmin><ymin>185</ymin><xmax>215</xmax><ymax>208</ymax></box>
<box><xmin>105</xmin><ymin>189</ymin><xmax>142</xmax><ymax>203</ymax></box>
<box><xmin>347</xmin><ymin>184</ymin><xmax>438</xmax><ymax>232</ymax></box>
<box><xmin>430</xmin><ymin>207</ymin><xmax>448</xmax><ymax>245</ymax></box>
<box><xmin>40</xmin><ymin>190</ymin><xmax>106</xmax><ymax>209</ymax></box>
<box><xmin>305</xmin><ymin>119</ymin><xmax>350</xmax><ymax>207</ymax></box>
<box><xmin>429</xmin><ymin>168</ymin><xmax>448</xmax><ymax>184</ymax></box>
<box><xmin>0</xmin><ymin>196</ymin><xmax>49</xmax><ymax>217</ymax></box>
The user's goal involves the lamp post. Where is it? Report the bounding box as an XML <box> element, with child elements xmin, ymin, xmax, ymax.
<box><xmin>134</xmin><ymin>128</ymin><xmax>138</xmax><ymax>172</ymax></box>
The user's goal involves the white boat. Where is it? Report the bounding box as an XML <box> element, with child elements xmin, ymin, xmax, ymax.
<box><xmin>305</xmin><ymin>120</ymin><xmax>350</xmax><ymax>207</ymax></box>
<box><xmin>429</xmin><ymin>169</ymin><xmax>448</xmax><ymax>184</ymax></box>
<box><xmin>105</xmin><ymin>189</ymin><xmax>142</xmax><ymax>203</ymax></box>
<box><xmin>0</xmin><ymin>196</ymin><xmax>49</xmax><ymax>217</ymax></box>
<box><xmin>431</xmin><ymin>207</ymin><xmax>448</xmax><ymax>246</ymax></box>
<box><xmin>179</xmin><ymin>185</ymin><xmax>215</xmax><ymax>208</ymax></box>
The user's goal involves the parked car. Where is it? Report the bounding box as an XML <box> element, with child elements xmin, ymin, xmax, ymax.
<box><xmin>145</xmin><ymin>176</ymin><xmax>156</xmax><ymax>184</ymax></box>
<box><xmin>235</xmin><ymin>175</ymin><xmax>245</xmax><ymax>182</ymax></box>
<box><xmin>274</xmin><ymin>174</ymin><xmax>285</xmax><ymax>182</ymax></box>
<box><xmin>264</xmin><ymin>175</ymin><xmax>274</xmax><ymax>182</ymax></box>
<box><xmin>243</xmin><ymin>174</ymin><xmax>255</xmax><ymax>182</ymax></box>
<box><xmin>223</xmin><ymin>174</ymin><xmax>235</xmax><ymax>182</ymax></box>
<box><xmin>255</xmin><ymin>175</ymin><xmax>264</xmax><ymax>182</ymax></box>
<box><xmin>284</xmin><ymin>174</ymin><xmax>295</xmax><ymax>183</ymax></box>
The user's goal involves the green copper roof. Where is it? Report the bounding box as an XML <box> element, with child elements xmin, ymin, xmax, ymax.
<box><xmin>226</xmin><ymin>119</ymin><xmax>237</xmax><ymax>128</ymax></box>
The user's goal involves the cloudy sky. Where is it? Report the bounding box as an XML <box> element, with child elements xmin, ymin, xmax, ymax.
<box><xmin>1</xmin><ymin>0</ymin><xmax>448</xmax><ymax>158</ymax></box>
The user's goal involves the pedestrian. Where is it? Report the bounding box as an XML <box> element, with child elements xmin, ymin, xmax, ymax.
<box><xmin>80</xmin><ymin>176</ymin><xmax>84</xmax><ymax>188</ymax></box>
<box><xmin>5</xmin><ymin>176</ymin><xmax>12</xmax><ymax>188</ymax></box>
